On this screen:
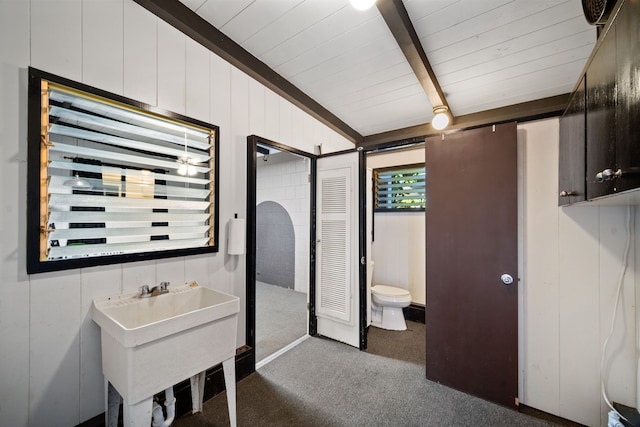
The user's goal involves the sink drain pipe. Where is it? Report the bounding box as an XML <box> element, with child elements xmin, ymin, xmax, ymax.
<box><xmin>151</xmin><ymin>387</ymin><xmax>176</xmax><ymax>427</ymax></box>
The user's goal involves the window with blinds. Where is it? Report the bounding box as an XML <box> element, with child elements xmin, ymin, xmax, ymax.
<box><xmin>27</xmin><ymin>68</ymin><xmax>219</xmax><ymax>273</ymax></box>
<box><xmin>374</xmin><ymin>164</ymin><xmax>426</xmax><ymax>211</ymax></box>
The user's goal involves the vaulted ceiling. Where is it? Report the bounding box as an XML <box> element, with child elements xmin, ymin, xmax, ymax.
<box><xmin>136</xmin><ymin>0</ymin><xmax>596</xmax><ymax>145</ymax></box>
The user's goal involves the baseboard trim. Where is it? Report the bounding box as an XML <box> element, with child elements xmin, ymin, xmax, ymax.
<box><xmin>518</xmin><ymin>404</ymin><xmax>584</xmax><ymax>426</ymax></box>
<box><xmin>256</xmin><ymin>335</ymin><xmax>310</xmax><ymax>370</ymax></box>
<box><xmin>403</xmin><ymin>303</ymin><xmax>425</xmax><ymax>324</ymax></box>
<box><xmin>77</xmin><ymin>345</ymin><xmax>255</xmax><ymax>427</ymax></box>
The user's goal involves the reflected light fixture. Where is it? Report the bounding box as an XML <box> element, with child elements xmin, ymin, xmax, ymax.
<box><xmin>350</xmin><ymin>0</ymin><xmax>376</xmax><ymax>11</ymax></box>
<box><xmin>177</xmin><ymin>159</ymin><xmax>188</xmax><ymax>176</ymax></box>
<box><xmin>63</xmin><ymin>173</ymin><xmax>92</xmax><ymax>189</ymax></box>
<box><xmin>177</xmin><ymin>158</ymin><xmax>197</xmax><ymax>176</ymax></box>
<box><xmin>177</xmin><ymin>129</ymin><xmax>198</xmax><ymax>176</ymax></box>
<box><xmin>431</xmin><ymin>106</ymin><xmax>450</xmax><ymax>130</ymax></box>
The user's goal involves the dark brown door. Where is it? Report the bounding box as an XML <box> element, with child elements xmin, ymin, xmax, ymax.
<box><xmin>425</xmin><ymin>122</ymin><xmax>518</xmax><ymax>408</ymax></box>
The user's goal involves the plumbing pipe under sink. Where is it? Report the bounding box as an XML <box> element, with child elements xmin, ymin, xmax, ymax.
<box><xmin>152</xmin><ymin>387</ymin><xmax>176</xmax><ymax>427</ymax></box>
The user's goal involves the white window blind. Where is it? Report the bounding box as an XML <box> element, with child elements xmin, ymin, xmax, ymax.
<box><xmin>374</xmin><ymin>164</ymin><xmax>425</xmax><ymax>210</ymax></box>
<box><xmin>40</xmin><ymin>82</ymin><xmax>216</xmax><ymax>262</ymax></box>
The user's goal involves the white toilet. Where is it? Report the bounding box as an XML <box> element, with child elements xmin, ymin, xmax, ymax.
<box><xmin>370</xmin><ymin>284</ymin><xmax>412</xmax><ymax>331</ymax></box>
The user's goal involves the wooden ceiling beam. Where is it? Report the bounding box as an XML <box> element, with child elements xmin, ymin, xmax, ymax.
<box><xmin>133</xmin><ymin>0</ymin><xmax>363</xmax><ymax>144</ymax></box>
<box><xmin>360</xmin><ymin>94</ymin><xmax>570</xmax><ymax>149</ymax></box>
<box><xmin>376</xmin><ymin>0</ymin><xmax>450</xmax><ymax>113</ymax></box>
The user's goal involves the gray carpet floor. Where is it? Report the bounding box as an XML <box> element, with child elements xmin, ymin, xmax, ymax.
<box><xmin>174</xmin><ymin>321</ymin><xmax>566</xmax><ymax>427</ymax></box>
<box><xmin>255</xmin><ymin>281</ymin><xmax>307</xmax><ymax>362</ymax></box>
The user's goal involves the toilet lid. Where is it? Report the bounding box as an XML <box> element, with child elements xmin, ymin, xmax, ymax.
<box><xmin>372</xmin><ymin>285</ymin><xmax>410</xmax><ymax>297</ymax></box>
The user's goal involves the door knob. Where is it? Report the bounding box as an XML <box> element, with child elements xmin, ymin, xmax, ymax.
<box><xmin>500</xmin><ymin>274</ymin><xmax>514</xmax><ymax>285</ymax></box>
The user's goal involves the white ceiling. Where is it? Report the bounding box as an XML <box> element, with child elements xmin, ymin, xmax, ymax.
<box><xmin>179</xmin><ymin>0</ymin><xmax>596</xmax><ymax>137</ymax></box>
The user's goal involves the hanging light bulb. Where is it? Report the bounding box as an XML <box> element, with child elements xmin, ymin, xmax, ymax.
<box><xmin>63</xmin><ymin>173</ymin><xmax>92</xmax><ymax>189</ymax></box>
<box><xmin>350</xmin><ymin>0</ymin><xmax>376</xmax><ymax>11</ymax></box>
<box><xmin>431</xmin><ymin>106</ymin><xmax>450</xmax><ymax>130</ymax></box>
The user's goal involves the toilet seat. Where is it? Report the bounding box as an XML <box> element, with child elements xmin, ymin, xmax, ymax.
<box><xmin>371</xmin><ymin>285</ymin><xmax>412</xmax><ymax>309</ymax></box>
<box><xmin>372</xmin><ymin>285</ymin><xmax>410</xmax><ymax>297</ymax></box>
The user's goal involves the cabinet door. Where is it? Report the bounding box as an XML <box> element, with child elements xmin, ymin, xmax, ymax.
<box><xmin>586</xmin><ymin>24</ymin><xmax>617</xmax><ymax>200</ymax></box>
<box><xmin>558</xmin><ymin>76</ymin><xmax>586</xmax><ymax>205</ymax></box>
<box><xmin>615</xmin><ymin>0</ymin><xmax>640</xmax><ymax>192</ymax></box>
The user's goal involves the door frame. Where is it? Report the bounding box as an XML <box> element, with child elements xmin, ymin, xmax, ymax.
<box><xmin>361</xmin><ymin>129</ymin><xmax>523</xmax><ymax>406</ymax></box>
<box><xmin>246</xmin><ymin>135</ymin><xmax>317</xmax><ymax>369</ymax></box>
<box><xmin>247</xmin><ymin>137</ymin><xmax>368</xmax><ymax>369</ymax></box>
<box><xmin>358</xmin><ymin>139</ymin><xmax>426</xmax><ymax>348</ymax></box>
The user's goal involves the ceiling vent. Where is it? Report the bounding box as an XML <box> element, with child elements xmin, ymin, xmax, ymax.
<box><xmin>581</xmin><ymin>0</ymin><xmax>615</xmax><ymax>25</ymax></box>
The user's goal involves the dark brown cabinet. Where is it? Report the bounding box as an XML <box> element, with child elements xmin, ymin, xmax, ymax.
<box><xmin>558</xmin><ymin>77</ymin><xmax>586</xmax><ymax>206</ymax></box>
<box><xmin>559</xmin><ymin>0</ymin><xmax>640</xmax><ymax>204</ymax></box>
<box><xmin>614</xmin><ymin>0</ymin><xmax>640</xmax><ymax>193</ymax></box>
<box><xmin>585</xmin><ymin>23</ymin><xmax>617</xmax><ymax>200</ymax></box>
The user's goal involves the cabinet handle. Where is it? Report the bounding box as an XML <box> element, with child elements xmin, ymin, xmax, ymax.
<box><xmin>559</xmin><ymin>191</ymin><xmax>575</xmax><ymax>197</ymax></box>
<box><xmin>596</xmin><ymin>168</ymin><xmax>623</xmax><ymax>182</ymax></box>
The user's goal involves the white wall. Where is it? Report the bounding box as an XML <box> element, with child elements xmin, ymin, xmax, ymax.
<box><xmin>0</xmin><ymin>1</ymin><xmax>352</xmax><ymax>425</ymax></box>
<box><xmin>519</xmin><ymin>119</ymin><xmax>638</xmax><ymax>426</ymax></box>
<box><xmin>256</xmin><ymin>151</ymin><xmax>311</xmax><ymax>294</ymax></box>
<box><xmin>367</xmin><ymin>147</ymin><xmax>426</xmax><ymax>305</ymax></box>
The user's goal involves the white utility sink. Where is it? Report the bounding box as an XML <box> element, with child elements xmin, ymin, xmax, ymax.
<box><xmin>92</xmin><ymin>283</ymin><xmax>239</xmax><ymax>426</ymax></box>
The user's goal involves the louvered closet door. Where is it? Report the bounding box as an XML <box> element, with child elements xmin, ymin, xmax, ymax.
<box><xmin>317</xmin><ymin>168</ymin><xmax>351</xmax><ymax>321</ymax></box>
<box><xmin>316</xmin><ymin>153</ymin><xmax>360</xmax><ymax>348</ymax></box>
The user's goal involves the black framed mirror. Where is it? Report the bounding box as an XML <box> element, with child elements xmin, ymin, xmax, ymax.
<box><xmin>27</xmin><ymin>68</ymin><xmax>220</xmax><ymax>274</ymax></box>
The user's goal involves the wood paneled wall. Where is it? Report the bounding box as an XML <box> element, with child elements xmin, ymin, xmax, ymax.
<box><xmin>0</xmin><ymin>1</ymin><xmax>636</xmax><ymax>426</ymax></box>
<box><xmin>519</xmin><ymin>119</ymin><xmax>637</xmax><ymax>426</ymax></box>
<box><xmin>0</xmin><ymin>1</ymin><xmax>352</xmax><ymax>425</ymax></box>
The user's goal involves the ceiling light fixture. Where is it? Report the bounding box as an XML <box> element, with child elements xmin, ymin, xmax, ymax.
<box><xmin>350</xmin><ymin>0</ymin><xmax>376</xmax><ymax>11</ymax></box>
<box><xmin>431</xmin><ymin>106</ymin><xmax>450</xmax><ymax>130</ymax></box>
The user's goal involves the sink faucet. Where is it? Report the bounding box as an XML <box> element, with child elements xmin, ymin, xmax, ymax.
<box><xmin>138</xmin><ymin>282</ymin><xmax>170</xmax><ymax>298</ymax></box>
<box><xmin>151</xmin><ymin>281</ymin><xmax>170</xmax><ymax>296</ymax></box>
<box><xmin>138</xmin><ymin>285</ymin><xmax>151</xmax><ymax>298</ymax></box>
